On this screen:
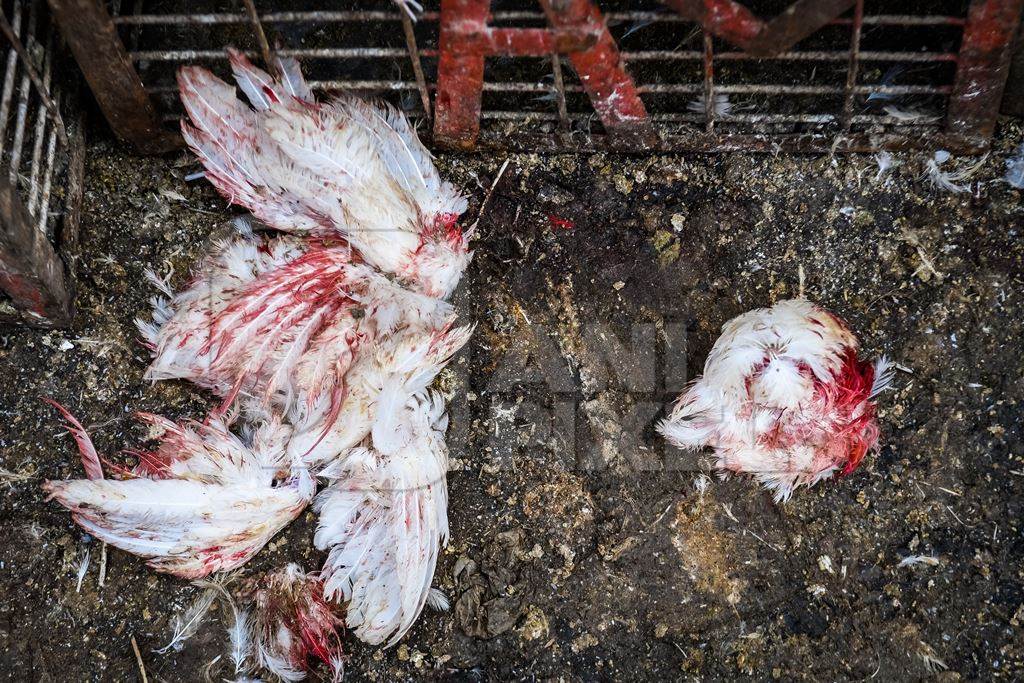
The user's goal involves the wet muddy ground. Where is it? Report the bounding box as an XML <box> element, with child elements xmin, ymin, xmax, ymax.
<box><xmin>1</xmin><ymin>121</ymin><xmax>1022</xmax><ymax>681</ymax></box>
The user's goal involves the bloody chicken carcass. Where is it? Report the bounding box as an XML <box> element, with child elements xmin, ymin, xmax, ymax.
<box><xmin>658</xmin><ymin>299</ymin><xmax>893</xmax><ymax>501</ymax></box>
<box><xmin>44</xmin><ymin>50</ymin><xmax>474</xmax><ymax>665</ymax></box>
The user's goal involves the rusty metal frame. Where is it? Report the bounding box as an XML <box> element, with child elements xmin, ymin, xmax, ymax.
<box><xmin>48</xmin><ymin>1</ymin><xmax>1024</xmax><ymax>154</ymax></box>
<box><xmin>0</xmin><ymin>169</ymin><xmax>69</xmax><ymax>324</ymax></box>
<box><xmin>0</xmin><ymin>0</ymin><xmax>84</xmax><ymax>327</ymax></box>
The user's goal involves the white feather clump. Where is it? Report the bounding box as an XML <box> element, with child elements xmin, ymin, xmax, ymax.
<box><xmin>315</xmin><ymin>391</ymin><xmax>450</xmax><ymax>645</ymax></box>
<box><xmin>658</xmin><ymin>299</ymin><xmax>891</xmax><ymax>502</ymax></box>
<box><xmin>249</xmin><ymin>564</ymin><xmax>345</xmax><ymax>682</ymax></box>
<box><xmin>924</xmin><ymin>150</ymin><xmax>987</xmax><ymax>193</ymax></box>
<box><xmin>287</xmin><ymin>322</ymin><xmax>472</xmax><ymax>472</ymax></box>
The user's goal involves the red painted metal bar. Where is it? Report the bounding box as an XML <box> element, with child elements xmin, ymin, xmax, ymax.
<box><xmin>538</xmin><ymin>0</ymin><xmax>657</xmax><ymax>148</ymax></box>
<box><xmin>434</xmin><ymin>0</ymin><xmax>489</xmax><ymax>149</ymax></box>
<box><xmin>481</xmin><ymin>27</ymin><xmax>596</xmax><ymax>56</ymax></box>
<box><xmin>947</xmin><ymin>0</ymin><xmax>1024</xmax><ymax>144</ymax></box>
<box><xmin>661</xmin><ymin>0</ymin><xmax>761</xmax><ymax>49</ymax></box>
<box><xmin>434</xmin><ymin>0</ymin><xmax>640</xmax><ymax>149</ymax></box>
<box><xmin>661</xmin><ymin>0</ymin><xmax>856</xmax><ymax>56</ymax></box>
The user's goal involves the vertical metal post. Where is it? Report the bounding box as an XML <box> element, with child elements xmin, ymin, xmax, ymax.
<box><xmin>702</xmin><ymin>30</ymin><xmax>715</xmax><ymax>132</ymax></box>
<box><xmin>0</xmin><ymin>169</ymin><xmax>70</xmax><ymax>325</ymax></box>
<box><xmin>434</xmin><ymin>0</ymin><xmax>490</xmax><ymax>149</ymax></box>
<box><xmin>840</xmin><ymin>0</ymin><xmax>864</xmax><ymax>133</ymax></box>
<box><xmin>45</xmin><ymin>0</ymin><xmax>178</xmax><ymax>153</ymax></box>
<box><xmin>947</xmin><ymin>0</ymin><xmax>1024</xmax><ymax>146</ymax></box>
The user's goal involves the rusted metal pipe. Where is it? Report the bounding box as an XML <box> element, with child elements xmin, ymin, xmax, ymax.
<box><xmin>947</xmin><ymin>0</ymin><xmax>1024</xmax><ymax>144</ymax></box>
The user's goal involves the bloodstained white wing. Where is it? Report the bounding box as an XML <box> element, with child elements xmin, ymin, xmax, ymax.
<box><xmin>178</xmin><ymin>50</ymin><xmax>471</xmax><ymax>298</ymax></box>
<box><xmin>140</xmin><ymin>235</ymin><xmax>365</xmax><ymax>418</ymax></box>
<box><xmin>44</xmin><ymin>477</ymin><xmax>309</xmax><ymax>579</ymax></box>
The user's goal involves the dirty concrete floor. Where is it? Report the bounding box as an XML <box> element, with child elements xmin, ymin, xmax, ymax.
<box><xmin>1</xmin><ymin>123</ymin><xmax>1022</xmax><ymax>681</ymax></box>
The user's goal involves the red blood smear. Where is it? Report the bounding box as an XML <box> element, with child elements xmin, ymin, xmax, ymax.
<box><xmin>547</xmin><ymin>214</ymin><xmax>575</xmax><ymax>230</ymax></box>
<box><xmin>820</xmin><ymin>348</ymin><xmax>879</xmax><ymax>476</ymax></box>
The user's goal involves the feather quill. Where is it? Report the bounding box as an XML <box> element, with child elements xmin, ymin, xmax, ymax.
<box><xmin>44</xmin><ymin>399</ymin><xmax>103</xmax><ymax>480</ymax></box>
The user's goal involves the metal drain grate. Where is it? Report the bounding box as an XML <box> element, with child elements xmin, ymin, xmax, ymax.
<box><xmin>0</xmin><ymin>0</ymin><xmax>84</xmax><ymax>327</ymax></box>
<box><xmin>50</xmin><ymin>0</ymin><xmax>1024</xmax><ymax>153</ymax></box>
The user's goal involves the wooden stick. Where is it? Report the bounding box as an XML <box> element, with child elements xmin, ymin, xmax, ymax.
<box><xmin>130</xmin><ymin>636</ymin><xmax>148</xmax><ymax>683</ymax></box>
<box><xmin>97</xmin><ymin>542</ymin><xmax>107</xmax><ymax>588</ymax></box>
<box><xmin>399</xmin><ymin>8</ymin><xmax>431</xmax><ymax>119</ymax></box>
<box><xmin>468</xmin><ymin>158</ymin><xmax>511</xmax><ymax>233</ymax></box>
<box><xmin>240</xmin><ymin>0</ymin><xmax>276</xmax><ymax>76</ymax></box>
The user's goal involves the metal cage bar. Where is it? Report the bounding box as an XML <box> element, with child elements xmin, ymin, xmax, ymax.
<box><xmin>47</xmin><ymin>0</ymin><xmax>1024</xmax><ymax>154</ymax></box>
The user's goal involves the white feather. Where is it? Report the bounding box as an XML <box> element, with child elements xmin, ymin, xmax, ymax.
<box><xmin>924</xmin><ymin>150</ymin><xmax>987</xmax><ymax>194</ymax></box>
<box><xmin>229</xmin><ymin>609</ymin><xmax>252</xmax><ymax>673</ymax></box>
<box><xmin>74</xmin><ymin>546</ymin><xmax>90</xmax><ymax>592</ymax></box>
<box><xmin>156</xmin><ymin>576</ymin><xmax>232</xmax><ymax>653</ymax></box>
<box><xmin>870</xmin><ymin>355</ymin><xmax>895</xmax><ymax>398</ymax></box>
<box><xmin>426</xmin><ymin>588</ymin><xmax>450</xmax><ymax>612</ymax></box>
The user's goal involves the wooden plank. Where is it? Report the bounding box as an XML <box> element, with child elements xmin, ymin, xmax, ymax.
<box><xmin>0</xmin><ymin>171</ymin><xmax>70</xmax><ymax>326</ymax></box>
<box><xmin>46</xmin><ymin>0</ymin><xmax>179</xmax><ymax>153</ymax></box>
